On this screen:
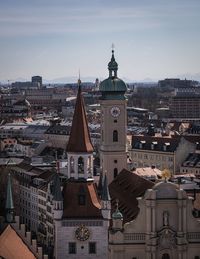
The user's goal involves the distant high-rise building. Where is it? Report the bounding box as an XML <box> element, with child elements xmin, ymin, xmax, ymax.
<box><xmin>158</xmin><ymin>78</ymin><xmax>198</xmax><ymax>88</ymax></box>
<box><xmin>170</xmin><ymin>89</ymin><xmax>200</xmax><ymax>118</ymax></box>
<box><xmin>32</xmin><ymin>76</ymin><xmax>42</xmax><ymax>88</ymax></box>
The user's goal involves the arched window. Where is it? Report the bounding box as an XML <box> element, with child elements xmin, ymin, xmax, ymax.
<box><xmin>70</xmin><ymin>157</ymin><xmax>74</xmax><ymax>173</ymax></box>
<box><xmin>88</xmin><ymin>156</ymin><xmax>92</xmax><ymax>175</ymax></box>
<box><xmin>114</xmin><ymin>168</ymin><xmax>118</xmax><ymax>178</ymax></box>
<box><xmin>113</xmin><ymin>130</ymin><xmax>118</xmax><ymax>142</ymax></box>
<box><xmin>162</xmin><ymin>254</ymin><xmax>170</xmax><ymax>259</ymax></box>
<box><xmin>78</xmin><ymin>157</ymin><xmax>84</xmax><ymax>174</ymax></box>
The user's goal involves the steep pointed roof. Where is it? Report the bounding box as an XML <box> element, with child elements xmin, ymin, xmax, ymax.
<box><xmin>102</xmin><ymin>175</ymin><xmax>111</xmax><ymax>201</ymax></box>
<box><xmin>52</xmin><ymin>174</ymin><xmax>63</xmax><ymax>201</ymax></box>
<box><xmin>6</xmin><ymin>174</ymin><xmax>14</xmax><ymax>210</ymax></box>
<box><xmin>66</xmin><ymin>84</ymin><xmax>94</xmax><ymax>153</ymax></box>
<box><xmin>0</xmin><ymin>225</ymin><xmax>36</xmax><ymax>259</ymax></box>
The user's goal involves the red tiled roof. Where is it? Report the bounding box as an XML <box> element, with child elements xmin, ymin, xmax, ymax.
<box><xmin>66</xmin><ymin>86</ymin><xmax>94</xmax><ymax>153</ymax></box>
<box><xmin>63</xmin><ymin>180</ymin><xmax>102</xmax><ymax>218</ymax></box>
<box><xmin>109</xmin><ymin>169</ymin><xmax>154</xmax><ymax>223</ymax></box>
<box><xmin>0</xmin><ymin>225</ymin><xmax>36</xmax><ymax>259</ymax></box>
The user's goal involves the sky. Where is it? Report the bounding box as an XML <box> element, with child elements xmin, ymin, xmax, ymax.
<box><xmin>0</xmin><ymin>0</ymin><xmax>200</xmax><ymax>82</ymax></box>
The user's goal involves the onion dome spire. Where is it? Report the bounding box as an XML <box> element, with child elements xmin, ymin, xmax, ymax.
<box><xmin>112</xmin><ymin>199</ymin><xmax>123</xmax><ymax>219</ymax></box>
<box><xmin>108</xmin><ymin>49</ymin><xmax>118</xmax><ymax>78</ymax></box>
<box><xmin>66</xmin><ymin>78</ymin><xmax>94</xmax><ymax>153</ymax></box>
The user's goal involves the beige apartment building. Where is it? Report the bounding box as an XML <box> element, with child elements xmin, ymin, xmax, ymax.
<box><xmin>130</xmin><ymin>135</ymin><xmax>196</xmax><ymax>174</ymax></box>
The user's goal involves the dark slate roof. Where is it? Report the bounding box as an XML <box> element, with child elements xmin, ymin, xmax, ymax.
<box><xmin>109</xmin><ymin>169</ymin><xmax>154</xmax><ymax>223</ymax></box>
<box><xmin>132</xmin><ymin>135</ymin><xmax>182</xmax><ymax>152</ymax></box>
<box><xmin>66</xmin><ymin>85</ymin><xmax>94</xmax><ymax>153</ymax></box>
<box><xmin>45</xmin><ymin>125</ymin><xmax>71</xmax><ymax>135</ymax></box>
<box><xmin>63</xmin><ymin>180</ymin><xmax>102</xmax><ymax>219</ymax></box>
<box><xmin>182</xmin><ymin>153</ymin><xmax>200</xmax><ymax>168</ymax></box>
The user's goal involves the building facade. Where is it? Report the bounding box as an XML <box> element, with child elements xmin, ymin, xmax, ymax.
<box><xmin>130</xmin><ymin>135</ymin><xmax>196</xmax><ymax>174</ymax></box>
<box><xmin>109</xmin><ymin>180</ymin><xmax>200</xmax><ymax>259</ymax></box>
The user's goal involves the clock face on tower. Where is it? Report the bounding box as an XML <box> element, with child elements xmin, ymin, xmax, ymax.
<box><xmin>110</xmin><ymin>106</ymin><xmax>120</xmax><ymax>118</ymax></box>
<box><xmin>75</xmin><ymin>225</ymin><xmax>90</xmax><ymax>241</ymax></box>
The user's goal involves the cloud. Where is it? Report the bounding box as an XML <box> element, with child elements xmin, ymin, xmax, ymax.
<box><xmin>0</xmin><ymin>5</ymin><xmax>166</xmax><ymax>37</ymax></box>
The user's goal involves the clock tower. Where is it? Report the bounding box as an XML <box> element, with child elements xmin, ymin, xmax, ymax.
<box><xmin>99</xmin><ymin>50</ymin><xmax>127</xmax><ymax>184</ymax></box>
<box><xmin>54</xmin><ymin>79</ymin><xmax>110</xmax><ymax>259</ymax></box>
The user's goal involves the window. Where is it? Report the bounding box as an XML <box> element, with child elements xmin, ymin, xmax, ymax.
<box><xmin>70</xmin><ymin>157</ymin><xmax>74</xmax><ymax>173</ymax></box>
<box><xmin>162</xmin><ymin>254</ymin><xmax>170</xmax><ymax>259</ymax></box>
<box><xmin>78</xmin><ymin>195</ymin><xmax>86</xmax><ymax>205</ymax></box>
<box><xmin>114</xmin><ymin>168</ymin><xmax>118</xmax><ymax>178</ymax></box>
<box><xmin>78</xmin><ymin>157</ymin><xmax>84</xmax><ymax>174</ymax></box>
<box><xmin>69</xmin><ymin>242</ymin><xmax>76</xmax><ymax>254</ymax></box>
<box><xmin>78</xmin><ymin>186</ymin><xmax>86</xmax><ymax>205</ymax></box>
<box><xmin>113</xmin><ymin>130</ymin><xmax>118</xmax><ymax>142</ymax></box>
<box><xmin>89</xmin><ymin>242</ymin><xmax>96</xmax><ymax>254</ymax></box>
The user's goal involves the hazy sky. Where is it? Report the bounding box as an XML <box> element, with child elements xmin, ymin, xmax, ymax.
<box><xmin>0</xmin><ymin>0</ymin><xmax>200</xmax><ymax>82</ymax></box>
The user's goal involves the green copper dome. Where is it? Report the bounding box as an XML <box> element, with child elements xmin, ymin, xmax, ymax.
<box><xmin>100</xmin><ymin>50</ymin><xmax>127</xmax><ymax>100</ymax></box>
<box><xmin>112</xmin><ymin>209</ymin><xmax>123</xmax><ymax>219</ymax></box>
<box><xmin>112</xmin><ymin>200</ymin><xmax>123</xmax><ymax>219</ymax></box>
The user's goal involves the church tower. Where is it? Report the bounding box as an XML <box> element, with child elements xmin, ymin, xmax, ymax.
<box><xmin>54</xmin><ymin>79</ymin><xmax>110</xmax><ymax>259</ymax></box>
<box><xmin>99</xmin><ymin>50</ymin><xmax>127</xmax><ymax>184</ymax></box>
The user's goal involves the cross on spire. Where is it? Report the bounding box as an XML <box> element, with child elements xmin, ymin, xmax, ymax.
<box><xmin>111</xmin><ymin>43</ymin><xmax>115</xmax><ymax>53</ymax></box>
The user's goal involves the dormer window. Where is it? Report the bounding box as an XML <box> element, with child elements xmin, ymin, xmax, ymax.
<box><xmin>78</xmin><ymin>195</ymin><xmax>86</xmax><ymax>205</ymax></box>
<box><xmin>78</xmin><ymin>186</ymin><xmax>86</xmax><ymax>205</ymax></box>
<box><xmin>139</xmin><ymin>140</ymin><xmax>146</xmax><ymax>149</ymax></box>
<box><xmin>163</xmin><ymin>142</ymin><xmax>170</xmax><ymax>151</ymax></box>
<box><xmin>151</xmin><ymin>141</ymin><xmax>157</xmax><ymax>150</ymax></box>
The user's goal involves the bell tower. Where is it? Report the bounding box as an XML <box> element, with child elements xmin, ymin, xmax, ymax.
<box><xmin>99</xmin><ymin>50</ymin><xmax>127</xmax><ymax>184</ymax></box>
<box><xmin>66</xmin><ymin>79</ymin><xmax>94</xmax><ymax>181</ymax></box>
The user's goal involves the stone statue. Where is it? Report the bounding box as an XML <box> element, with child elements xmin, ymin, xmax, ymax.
<box><xmin>163</xmin><ymin>211</ymin><xmax>169</xmax><ymax>226</ymax></box>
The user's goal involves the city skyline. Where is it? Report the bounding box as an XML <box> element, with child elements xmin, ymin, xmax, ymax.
<box><xmin>1</xmin><ymin>0</ymin><xmax>200</xmax><ymax>82</ymax></box>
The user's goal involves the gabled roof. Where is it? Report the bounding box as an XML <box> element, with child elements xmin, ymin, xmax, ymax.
<box><xmin>66</xmin><ymin>85</ymin><xmax>94</xmax><ymax>153</ymax></box>
<box><xmin>0</xmin><ymin>225</ymin><xmax>36</xmax><ymax>259</ymax></box>
<box><xmin>109</xmin><ymin>169</ymin><xmax>154</xmax><ymax>223</ymax></box>
<box><xmin>63</xmin><ymin>180</ymin><xmax>102</xmax><ymax>219</ymax></box>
